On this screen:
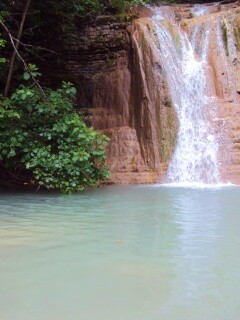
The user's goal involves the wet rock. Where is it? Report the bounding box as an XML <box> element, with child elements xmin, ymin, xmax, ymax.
<box><xmin>46</xmin><ymin>16</ymin><xmax>178</xmax><ymax>184</ymax></box>
<box><xmin>40</xmin><ymin>2</ymin><xmax>240</xmax><ymax>185</ymax></box>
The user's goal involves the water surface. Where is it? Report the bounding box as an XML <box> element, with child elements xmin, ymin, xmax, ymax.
<box><xmin>0</xmin><ymin>185</ymin><xmax>240</xmax><ymax>320</ymax></box>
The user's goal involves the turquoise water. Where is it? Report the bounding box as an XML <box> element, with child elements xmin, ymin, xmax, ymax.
<box><xmin>0</xmin><ymin>185</ymin><xmax>240</xmax><ymax>320</ymax></box>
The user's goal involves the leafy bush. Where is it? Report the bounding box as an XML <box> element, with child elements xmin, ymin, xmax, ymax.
<box><xmin>31</xmin><ymin>0</ymin><xmax>157</xmax><ymax>28</ymax></box>
<box><xmin>0</xmin><ymin>33</ymin><xmax>6</xmax><ymax>64</ymax></box>
<box><xmin>108</xmin><ymin>0</ymin><xmax>149</xmax><ymax>13</ymax></box>
<box><xmin>0</xmin><ymin>82</ymin><xmax>110</xmax><ymax>193</ymax></box>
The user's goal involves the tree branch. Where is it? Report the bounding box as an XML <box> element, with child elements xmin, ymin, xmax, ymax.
<box><xmin>11</xmin><ymin>36</ymin><xmax>58</xmax><ymax>55</ymax></box>
<box><xmin>0</xmin><ymin>19</ymin><xmax>46</xmax><ymax>99</ymax></box>
<box><xmin>4</xmin><ymin>0</ymin><xmax>31</xmax><ymax>97</ymax></box>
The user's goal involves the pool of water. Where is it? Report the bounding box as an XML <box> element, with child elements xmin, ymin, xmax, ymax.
<box><xmin>0</xmin><ymin>185</ymin><xmax>240</xmax><ymax>320</ymax></box>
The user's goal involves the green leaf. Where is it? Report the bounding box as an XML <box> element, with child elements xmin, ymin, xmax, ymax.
<box><xmin>23</xmin><ymin>72</ymin><xmax>31</xmax><ymax>81</ymax></box>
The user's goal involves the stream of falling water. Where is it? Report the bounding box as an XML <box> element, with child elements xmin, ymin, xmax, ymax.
<box><xmin>152</xmin><ymin>7</ymin><xmax>220</xmax><ymax>185</ymax></box>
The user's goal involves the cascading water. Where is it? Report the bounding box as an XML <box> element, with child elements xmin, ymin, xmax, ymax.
<box><xmin>152</xmin><ymin>7</ymin><xmax>220</xmax><ymax>184</ymax></box>
<box><xmin>191</xmin><ymin>3</ymin><xmax>218</xmax><ymax>17</ymax></box>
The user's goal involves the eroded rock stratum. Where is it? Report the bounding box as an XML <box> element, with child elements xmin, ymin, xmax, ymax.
<box><xmin>47</xmin><ymin>1</ymin><xmax>240</xmax><ymax>184</ymax></box>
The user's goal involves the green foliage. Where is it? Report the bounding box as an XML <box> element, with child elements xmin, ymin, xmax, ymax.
<box><xmin>234</xmin><ymin>24</ymin><xmax>240</xmax><ymax>51</ymax></box>
<box><xmin>31</xmin><ymin>0</ymin><xmax>157</xmax><ymax>29</ymax></box>
<box><xmin>0</xmin><ymin>33</ymin><xmax>6</xmax><ymax>64</ymax></box>
<box><xmin>23</xmin><ymin>64</ymin><xmax>41</xmax><ymax>81</ymax></box>
<box><xmin>30</xmin><ymin>0</ymin><xmax>104</xmax><ymax>30</ymax></box>
<box><xmin>0</xmin><ymin>82</ymin><xmax>110</xmax><ymax>193</ymax></box>
<box><xmin>0</xmin><ymin>5</ymin><xmax>9</xmax><ymax>21</ymax></box>
<box><xmin>108</xmin><ymin>0</ymin><xmax>147</xmax><ymax>13</ymax></box>
<box><xmin>0</xmin><ymin>36</ymin><xmax>6</xmax><ymax>48</ymax></box>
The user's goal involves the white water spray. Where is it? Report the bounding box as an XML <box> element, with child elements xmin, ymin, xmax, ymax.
<box><xmin>152</xmin><ymin>7</ymin><xmax>220</xmax><ymax>184</ymax></box>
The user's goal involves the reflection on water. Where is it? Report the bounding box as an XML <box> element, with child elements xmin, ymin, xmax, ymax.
<box><xmin>0</xmin><ymin>186</ymin><xmax>240</xmax><ymax>320</ymax></box>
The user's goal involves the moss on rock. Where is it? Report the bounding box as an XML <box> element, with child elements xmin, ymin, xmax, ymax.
<box><xmin>221</xmin><ymin>21</ymin><xmax>229</xmax><ymax>56</ymax></box>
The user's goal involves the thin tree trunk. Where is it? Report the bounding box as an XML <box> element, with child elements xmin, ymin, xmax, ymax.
<box><xmin>4</xmin><ymin>0</ymin><xmax>31</xmax><ymax>97</ymax></box>
<box><xmin>0</xmin><ymin>20</ymin><xmax>46</xmax><ymax>98</ymax></box>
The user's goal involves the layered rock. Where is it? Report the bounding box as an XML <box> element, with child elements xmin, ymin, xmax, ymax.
<box><xmin>42</xmin><ymin>1</ymin><xmax>240</xmax><ymax>185</ymax></box>
<box><xmin>136</xmin><ymin>1</ymin><xmax>240</xmax><ymax>184</ymax></box>
<box><xmin>54</xmin><ymin>15</ymin><xmax>178</xmax><ymax>184</ymax></box>
<box><xmin>183</xmin><ymin>4</ymin><xmax>240</xmax><ymax>183</ymax></box>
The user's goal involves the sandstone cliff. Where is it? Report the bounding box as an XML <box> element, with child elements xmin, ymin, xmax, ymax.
<box><xmin>44</xmin><ymin>1</ymin><xmax>240</xmax><ymax>184</ymax></box>
<box><xmin>49</xmin><ymin>14</ymin><xmax>178</xmax><ymax>184</ymax></box>
<box><xmin>183</xmin><ymin>2</ymin><xmax>240</xmax><ymax>183</ymax></box>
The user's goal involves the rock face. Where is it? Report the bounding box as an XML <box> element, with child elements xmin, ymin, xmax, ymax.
<box><xmin>44</xmin><ymin>1</ymin><xmax>240</xmax><ymax>185</ymax></box>
<box><xmin>52</xmin><ymin>15</ymin><xmax>178</xmax><ymax>184</ymax></box>
<box><xmin>183</xmin><ymin>3</ymin><xmax>240</xmax><ymax>183</ymax></box>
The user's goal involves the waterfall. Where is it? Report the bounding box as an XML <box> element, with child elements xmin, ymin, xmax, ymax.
<box><xmin>152</xmin><ymin>7</ymin><xmax>220</xmax><ymax>185</ymax></box>
<box><xmin>191</xmin><ymin>3</ymin><xmax>218</xmax><ymax>17</ymax></box>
